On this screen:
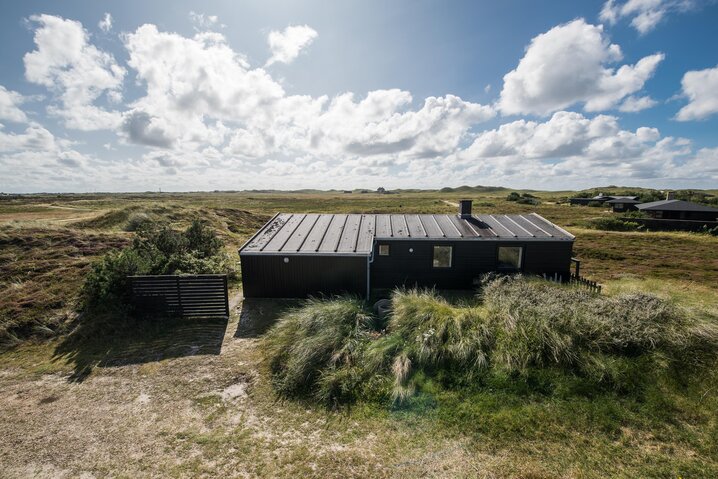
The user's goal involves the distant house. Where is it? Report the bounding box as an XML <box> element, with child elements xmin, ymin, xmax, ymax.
<box><xmin>636</xmin><ymin>200</ymin><xmax>718</xmax><ymax>222</ymax></box>
<box><xmin>606</xmin><ymin>197</ymin><xmax>642</xmax><ymax>212</ymax></box>
<box><xmin>569</xmin><ymin>194</ymin><xmax>638</xmax><ymax>206</ymax></box>
<box><xmin>239</xmin><ymin>200</ymin><xmax>576</xmax><ymax>298</ymax></box>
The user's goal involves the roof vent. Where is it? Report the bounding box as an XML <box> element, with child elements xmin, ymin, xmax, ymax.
<box><xmin>459</xmin><ymin>199</ymin><xmax>472</xmax><ymax>218</ymax></box>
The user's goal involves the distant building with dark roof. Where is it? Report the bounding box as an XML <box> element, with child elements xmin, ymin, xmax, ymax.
<box><xmin>239</xmin><ymin>200</ymin><xmax>575</xmax><ymax>298</ymax></box>
<box><xmin>636</xmin><ymin>199</ymin><xmax>718</xmax><ymax>222</ymax></box>
<box><xmin>606</xmin><ymin>197</ymin><xmax>642</xmax><ymax>212</ymax></box>
<box><xmin>569</xmin><ymin>194</ymin><xmax>638</xmax><ymax>206</ymax></box>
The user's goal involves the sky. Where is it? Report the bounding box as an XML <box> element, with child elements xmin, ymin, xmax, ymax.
<box><xmin>0</xmin><ymin>0</ymin><xmax>717</xmax><ymax>193</ymax></box>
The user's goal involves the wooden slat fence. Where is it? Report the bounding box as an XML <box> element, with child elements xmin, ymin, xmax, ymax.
<box><xmin>541</xmin><ymin>272</ymin><xmax>602</xmax><ymax>294</ymax></box>
<box><xmin>569</xmin><ymin>273</ymin><xmax>602</xmax><ymax>294</ymax></box>
<box><xmin>130</xmin><ymin>274</ymin><xmax>229</xmax><ymax>318</ymax></box>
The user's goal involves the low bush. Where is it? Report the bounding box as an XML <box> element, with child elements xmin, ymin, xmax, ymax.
<box><xmin>585</xmin><ymin>217</ymin><xmax>642</xmax><ymax>231</ymax></box>
<box><xmin>263</xmin><ymin>276</ymin><xmax>718</xmax><ymax>406</ymax></box>
<box><xmin>81</xmin><ymin>220</ymin><xmax>236</xmax><ymax>314</ymax></box>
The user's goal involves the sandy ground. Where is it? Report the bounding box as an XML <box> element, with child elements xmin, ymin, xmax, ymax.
<box><xmin>0</xmin><ymin>297</ymin><xmax>491</xmax><ymax>479</ymax></box>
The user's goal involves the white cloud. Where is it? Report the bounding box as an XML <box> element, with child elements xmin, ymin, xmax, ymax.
<box><xmin>0</xmin><ymin>85</ymin><xmax>28</xmax><ymax>123</ymax></box>
<box><xmin>619</xmin><ymin>95</ymin><xmax>658</xmax><ymax>112</ymax></box>
<box><xmin>189</xmin><ymin>11</ymin><xmax>223</xmax><ymax>30</ymax></box>
<box><xmin>455</xmin><ymin>110</ymin><xmax>693</xmax><ymax>184</ymax></box>
<box><xmin>98</xmin><ymin>13</ymin><xmax>112</xmax><ymax>32</ymax></box>
<box><xmin>499</xmin><ymin>19</ymin><xmax>663</xmax><ymax>116</ymax></box>
<box><xmin>600</xmin><ymin>0</ymin><xmax>697</xmax><ymax>34</ymax></box>
<box><xmin>675</xmin><ymin>64</ymin><xmax>718</xmax><ymax>121</ymax></box>
<box><xmin>24</xmin><ymin>14</ymin><xmax>125</xmax><ymax>130</ymax></box>
<box><xmin>0</xmin><ymin>123</ymin><xmax>59</xmax><ymax>152</ymax></box>
<box><xmin>123</xmin><ymin>24</ymin><xmax>494</xmax><ymax>164</ymax></box>
<box><xmin>5</xmin><ymin>15</ymin><xmax>717</xmax><ymax>192</ymax></box>
<box><xmin>265</xmin><ymin>25</ymin><xmax>318</xmax><ymax>66</ymax></box>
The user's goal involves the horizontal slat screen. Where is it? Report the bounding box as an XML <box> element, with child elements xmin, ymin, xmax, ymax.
<box><xmin>130</xmin><ymin>275</ymin><xmax>229</xmax><ymax>318</ymax></box>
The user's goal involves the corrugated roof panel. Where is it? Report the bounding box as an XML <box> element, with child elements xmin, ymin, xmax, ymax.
<box><xmin>406</xmin><ymin>215</ymin><xmax>428</xmax><ymax>237</ymax></box>
<box><xmin>282</xmin><ymin>214</ymin><xmax>321</xmax><ymax>251</ymax></box>
<box><xmin>299</xmin><ymin>214</ymin><xmax>334</xmax><ymax>252</ymax></box>
<box><xmin>448</xmin><ymin>215</ymin><xmax>478</xmax><ymax>237</ymax></box>
<box><xmin>240</xmin><ymin>212</ymin><xmax>575</xmax><ymax>255</ymax></box>
<box><xmin>263</xmin><ymin>214</ymin><xmax>307</xmax><ymax>251</ymax></box>
<box><xmin>355</xmin><ymin>215</ymin><xmax>376</xmax><ymax>253</ymax></box>
<box><xmin>375</xmin><ymin>215</ymin><xmax>392</xmax><ymax>237</ymax></box>
<box><xmin>514</xmin><ymin>215</ymin><xmax>551</xmax><ymax>238</ymax></box>
<box><xmin>318</xmin><ymin>214</ymin><xmax>348</xmax><ymax>252</ymax></box>
<box><xmin>481</xmin><ymin>215</ymin><xmax>517</xmax><ymax>237</ymax></box>
<box><xmin>528</xmin><ymin>213</ymin><xmax>574</xmax><ymax>239</ymax></box>
<box><xmin>390</xmin><ymin>215</ymin><xmax>410</xmax><ymax>238</ymax></box>
<box><xmin>501</xmin><ymin>215</ymin><xmax>535</xmax><ymax>238</ymax></box>
<box><xmin>337</xmin><ymin>214</ymin><xmax>363</xmax><ymax>252</ymax></box>
<box><xmin>467</xmin><ymin>217</ymin><xmax>498</xmax><ymax>237</ymax></box>
<box><xmin>434</xmin><ymin>215</ymin><xmax>463</xmax><ymax>238</ymax></box>
<box><xmin>243</xmin><ymin>213</ymin><xmax>292</xmax><ymax>251</ymax></box>
<box><xmin>419</xmin><ymin>214</ymin><xmax>445</xmax><ymax>237</ymax></box>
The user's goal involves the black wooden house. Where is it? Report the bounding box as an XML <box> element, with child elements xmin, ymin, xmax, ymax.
<box><xmin>239</xmin><ymin>201</ymin><xmax>575</xmax><ymax>298</ymax></box>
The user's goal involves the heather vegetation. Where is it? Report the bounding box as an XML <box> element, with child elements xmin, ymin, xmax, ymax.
<box><xmin>82</xmin><ymin>220</ymin><xmax>237</xmax><ymax>314</ymax></box>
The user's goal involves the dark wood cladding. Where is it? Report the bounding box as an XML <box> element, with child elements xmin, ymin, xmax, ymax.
<box><xmin>240</xmin><ymin>254</ymin><xmax>367</xmax><ymax>298</ymax></box>
<box><xmin>130</xmin><ymin>275</ymin><xmax>229</xmax><ymax>318</ymax></box>
<box><xmin>371</xmin><ymin>240</ymin><xmax>573</xmax><ymax>290</ymax></box>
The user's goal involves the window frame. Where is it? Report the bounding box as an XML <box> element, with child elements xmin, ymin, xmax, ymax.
<box><xmin>432</xmin><ymin>245</ymin><xmax>453</xmax><ymax>268</ymax></box>
<box><xmin>497</xmin><ymin>245</ymin><xmax>523</xmax><ymax>271</ymax></box>
<box><xmin>378</xmin><ymin>244</ymin><xmax>390</xmax><ymax>256</ymax></box>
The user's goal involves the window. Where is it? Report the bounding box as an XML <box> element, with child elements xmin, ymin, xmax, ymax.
<box><xmin>433</xmin><ymin>245</ymin><xmax>452</xmax><ymax>268</ymax></box>
<box><xmin>379</xmin><ymin>244</ymin><xmax>390</xmax><ymax>256</ymax></box>
<box><xmin>498</xmin><ymin>246</ymin><xmax>523</xmax><ymax>270</ymax></box>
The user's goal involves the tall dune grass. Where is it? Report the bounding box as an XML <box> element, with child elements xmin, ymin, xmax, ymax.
<box><xmin>263</xmin><ymin>276</ymin><xmax>718</xmax><ymax>405</ymax></box>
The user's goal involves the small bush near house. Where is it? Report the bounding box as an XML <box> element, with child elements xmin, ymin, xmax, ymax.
<box><xmin>507</xmin><ymin>192</ymin><xmax>540</xmax><ymax>205</ymax></box>
<box><xmin>506</xmin><ymin>192</ymin><xmax>521</xmax><ymax>201</ymax></box>
<box><xmin>587</xmin><ymin>200</ymin><xmax>604</xmax><ymax>207</ymax></box>
<box><xmin>585</xmin><ymin>217</ymin><xmax>642</xmax><ymax>232</ymax></box>
<box><xmin>81</xmin><ymin>220</ymin><xmax>236</xmax><ymax>314</ymax></box>
<box><xmin>263</xmin><ymin>276</ymin><xmax>718</xmax><ymax>406</ymax></box>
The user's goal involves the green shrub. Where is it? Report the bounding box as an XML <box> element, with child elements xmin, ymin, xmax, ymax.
<box><xmin>516</xmin><ymin>196</ymin><xmax>539</xmax><ymax>205</ymax></box>
<box><xmin>585</xmin><ymin>217</ymin><xmax>641</xmax><ymax>231</ymax></box>
<box><xmin>506</xmin><ymin>192</ymin><xmax>521</xmax><ymax>201</ymax></box>
<box><xmin>82</xmin><ymin>220</ymin><xmax>236</xmax><ymax>313</ymax></box>
<box><xmin>587</xmin><ymin>200</ymin><xmax>604</xmax><ymax>207</ymax></box>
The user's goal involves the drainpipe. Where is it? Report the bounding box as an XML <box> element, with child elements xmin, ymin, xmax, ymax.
<box><xmin>366</xmin><ymin>243</ymin><xmax>376</xmax><ymax>300</ymax></box>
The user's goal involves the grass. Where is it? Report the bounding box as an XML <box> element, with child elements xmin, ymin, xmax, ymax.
<box><xmin>264</xmin><ymin>277</ymin><xmax>718</xmax><ymax>404</ymax></box>
<box><xmin>0</xmin><ymin>188</ymin><xmax>717</xmax><ymax>477</ymax></box>
<box><xmin>259</xmin><ymin>277</ymin><xmax>718</xmax><ymax>476</ymax></box>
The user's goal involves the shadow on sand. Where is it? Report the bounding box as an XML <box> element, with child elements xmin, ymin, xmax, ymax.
<box><xmin>53</xmin><ymin>314</ymin><xmax>229</xmax><ymax>383</ymax></box>
<box><xmin>235</xmin><ymin>298</ymin><xmax>298</xmax><ymax>338</ymax></box>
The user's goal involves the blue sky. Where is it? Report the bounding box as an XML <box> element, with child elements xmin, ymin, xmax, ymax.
<box><xmin>1</xmin><ymin>0</ymin><xmax>717</xmax><ymax>192</ymax></box>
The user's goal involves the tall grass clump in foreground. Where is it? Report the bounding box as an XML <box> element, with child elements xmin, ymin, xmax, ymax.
<box><xmin>263</xmin><ymin>276</ymin><xmax>718</xmax><ymax>405</ymax></box>
<box><xmin>263</xmin><ymin>296</ymin><xmax>375</xmax><ymax>405</ymax></box>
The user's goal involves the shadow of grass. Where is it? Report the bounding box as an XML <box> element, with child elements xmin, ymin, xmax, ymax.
<box><xmin>53</xmin><ymin>313</ymin><xmax>228</xmax><ymax>382</ymax></box>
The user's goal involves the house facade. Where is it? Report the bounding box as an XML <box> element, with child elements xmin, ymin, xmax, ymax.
<box><xmin>239</xmin><ymin>201</ymin><xmax>575</xmax><ymax>298</ymax></box>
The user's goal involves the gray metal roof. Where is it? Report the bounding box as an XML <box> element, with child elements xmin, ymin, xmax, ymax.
<box><xmin>240</xmin><ymin>213</ymin><xmax>575</xmax><ymax>256</ymax></box>
<box><xmin>636</xmin><ymin>199</ymin><xmax>718</xmax><ymax>212</ymax></box>
<box><xmin>606</xmin><ymin>197</ymin><xmax>642</xmax><ymax>204</ymax></box>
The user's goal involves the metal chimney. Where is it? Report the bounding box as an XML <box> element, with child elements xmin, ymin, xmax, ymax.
<box><xmin>666</xmin><ymin>191</ymin><xmax>675</xmax><ymax>200</ymax></box>
<box><xmin>459</xmin><ymin>199</ymin><xmax>472</xmax><ymax>218</ymax></box>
